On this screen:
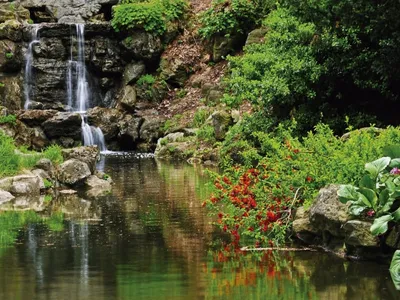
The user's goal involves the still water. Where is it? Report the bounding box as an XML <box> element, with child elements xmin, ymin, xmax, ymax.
<box><xmin>0</xmin><ymin>155</ymin><xmax>399</xmax><ymax>299</ymax></box>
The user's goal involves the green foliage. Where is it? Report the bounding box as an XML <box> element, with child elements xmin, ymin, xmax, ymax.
<box><xmin>206</xmin><ymin>124</ymin><xmax>400</xmax><ymax>246</ymax></box>
<box><xmin>5</xmin><ymin>52</ymin><xmax>13</xmax><ymax>59</ymax></box>
<box><xmin>338</xmin><ymin>153</ymin><xmax>400</xmax><ymax>235</ymax></box>
<box><xmin>43</xmin><ymin>179</ymin><xmax>53</xmax><ymax>189</ymax></box>
<box><xmin>137</xmin><ymin>74</ymin><xmax>156</xmax><ymax>86</ymax></box>
<box><xmin>0</xmin><ymin>114</ymin><xmax>16</xmax><ymax>125</ymax></box>
<box><xmin>0</xmin><ymin>211</ymin><xmax>40</xmax><ymax>246</ymax></box>
<box><xmin>42</xmin><ymin>144</ymin><xmax>63</xmax><ymax>164</ymax></box>
<box><xmin>390</xmin><ymin>250</ymin><xmax>400</xmax><ymax>290</ymax></box>
<box><xmin>0</xmin><ymin>82</ymin><xmax>4</xmax><ymax>88</ymax></box>
<box><xmin>111</xmin><ymin>0</ymin><xmax>187</xmax><ymax>35</ymax></box>
<box><xmin>196</xmin><ymin>124</ymin><xmax>216</xmax><ymax>144</ymax></box>
<box><xmin>199</xmin><ymin>0</ymin><xmax>274</xmax><ymax>39</ymax></box>
<box><xmin>0</xmin><ymin>133</ymin><xmax>63</xmax><ymax>178</ymax></box>
<box><xmin>192</xmin><ymin>108</ymin><xmax>211</xmax><ymax>128</ymax></box>
<box><xmin>221</xmin><ymin>0</ymin><xmax>400</xmax><ymax>134</ymax></box>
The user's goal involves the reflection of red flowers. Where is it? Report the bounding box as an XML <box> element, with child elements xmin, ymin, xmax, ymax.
<box><xmin>218</xmin><ymin>212</ymin><xmax>223</xmax><ymax>219</ymax></box>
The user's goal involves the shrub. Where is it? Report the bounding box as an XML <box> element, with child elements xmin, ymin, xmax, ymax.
<box><xmin>137</xmin><ymin>74</ymin><xmax>156</xmax><ymax>86</ymax></box>
<box><xmin>0</xmin><ymin>114</ymin><xmax>17</xmax><ymax>125</ymax></box>
<box><xmin>111</xmin><ymin>0</ymin><xmax>187</xmax><ymax>35</ymax></box>
<box><xmin>199</xmin><ymin>0</ymin><xmax>274</xmax><ymax>39</ymax></box>
<box><xmin>42</xmin><ymin>144</ymin><xmax>63</xmax><ymax>164</ymax></box>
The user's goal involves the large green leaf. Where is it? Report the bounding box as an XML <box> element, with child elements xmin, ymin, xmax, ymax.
<box><xmin>359</xmin><ymin>175</ymin><xmax>375</xmax><ymax>189</ymax></box>
<box><xmin>365</xmin><ymin>157</ymin><xmax>391</xmax><ymax>179</ymax></box>
<box><xmin>370</xmin><ymin>214</ymin><xmax>393</xmax><ymax>235</ymax></box>
<box><xmin>390</xmin><ymin>250</ymin><xmax>400</xmax><ymax>290</ymax></box>
<box><xmin>348</xmin><ymin>202</ymin><xmax>367</xmax><ymax>216</ymax></box>
<box><xmin>358</xmin><ymin>188</ymin><xmax>377</xmax><ymax>208</ymax></box>
<box><xmin>337</xmin><ymin>184</ymin><xmax>359</xmax><ymax>203</ymax></box>
<box><xmin>390</xmin><ymin>158</ymin><xmax>400</xmax><ymax>169</ymax></box>
<box><xmin>383</xmin><ymin>145</ymin><xmax>400</xmax><ymax>159</ymax></box>
<box><xmin>393</xmin><ymin>207</ymin><xmax>400</xmax><ymax>221</ymax></box>
<box><xmin>379</xmin><ymin>188</ymin><xmax>390</xmax><ymax>206</ymax></box>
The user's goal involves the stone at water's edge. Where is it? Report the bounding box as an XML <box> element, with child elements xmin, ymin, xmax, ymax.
<box><xmin>58</xmin><ymin>159</ymin><xmax>91</xmax><ymax>185</ymax></box>
<box><xmin>62</xmin><ymin>146</ymin><xmax>99</xmax><ymax>174</ymax></box>
<box><xmin>309</xmin><ymin>184</ymin><xmax>349</xmax><ymax>237</ymax></box>
<box><xmin>9</xmin><ymin>175</ymin><xmax>42</xmax><ymax>195</ymax></box>
<box><xmin>343</xmin><ymin>220</ymin><xmax>378</xmax><ymax>247</ymax></box>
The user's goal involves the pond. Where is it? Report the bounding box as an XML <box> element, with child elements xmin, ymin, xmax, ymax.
<box><xmin>0</xmin><ymin>155</ymin><xmax>398</xmax><ymax>299</ymax></box>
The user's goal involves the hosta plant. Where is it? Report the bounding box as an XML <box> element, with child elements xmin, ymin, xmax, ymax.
<box><xmin>338</xmin><ymin>155</ymin><xmax>400</xmax><ymax>236</ymax></box>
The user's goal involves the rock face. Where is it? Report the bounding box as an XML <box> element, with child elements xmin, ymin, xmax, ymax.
<box><xmin>58</xmin><ymin>158</ymin><xmax>91</xmax><ymax>185</ymax></box>
<box><xmin>121</xmin><ymin>31</ymin><xmax>163</xmax><ymax>61</ymax></box>
<box><xmin>309</xmin><ymin>185</ymin><xmax>349</xmax><ymax>237</ymax></box>
<box><xmin>20</xmin><ymin>0</ymin><xmax>118</xmax><ymax>24</ymax></box>
<box><xmin>42</xmin><ymin>112</ymin><xmax>82</xmax><ymax>139</ymax></box>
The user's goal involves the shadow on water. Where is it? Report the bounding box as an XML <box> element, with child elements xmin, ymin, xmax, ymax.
<box><xmin>0</xmin><ymin>154</ymin><xmax>399</xmax><ymax>299</ymax></box>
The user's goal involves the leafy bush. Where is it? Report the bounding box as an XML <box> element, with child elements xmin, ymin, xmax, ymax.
<box><xmin>111</xmin><ymin>0</ymin><xmax>187</xmax><ymax>35</ymax></box>
<box><xmin>137</xmin><ymin>74</ymin><xmax>156</xmax><ymax>86</ymax></box>
<box><xmin>0</xmin><ymin>114</ymin><xmax>16</xmax><ymax>125</ymax></box>
<box><xmin>192</xmin><ymin>108</ymin><xmax>211</xmax><ymax>128</ymax></box>
<box><xmin>199</xmin><ymin>0</ymin><xmax>274</xmax><ymax>39</ymax></box>
<box><xmin>196</xmin><ymin>124</ymin><xmax>216</xmax><ymax>144</ymax></box>
<box><xmin>204</xmin><ymin>124</ymin><xmax>400</xmax><ymax>247</ymax></box>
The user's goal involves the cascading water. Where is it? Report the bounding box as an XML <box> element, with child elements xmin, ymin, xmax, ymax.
<box><xmin>24</xmin><ymin>25</ymin><xmax>40</xmax><ymax>110</ymax></box>
<box><xmin>67</xmin><ymin>24</ymin><xmax>107</xmax><ymax>152</ymax></box>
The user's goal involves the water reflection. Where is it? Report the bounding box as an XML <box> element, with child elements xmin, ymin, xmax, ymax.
<box><xmin>0</xmin><ymin>156</ymin><xmax>398</xmax><ymax>299</ymax></box>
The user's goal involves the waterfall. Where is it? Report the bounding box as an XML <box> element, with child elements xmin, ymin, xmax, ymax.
<box><xmin>67</xmin><ymin>24</ymin><xmax>108</xmax><ymax>152</ymax></box>
<box><xmin>24</xmin><ymin>25</ymin><xmax>40</xmax><ymax>110</ymax></box>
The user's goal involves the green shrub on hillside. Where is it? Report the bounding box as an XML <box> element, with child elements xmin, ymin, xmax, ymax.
<box><xmin>111</xmin><ymin>0</ymin><xmax>187</xmax><ymax>35</ymax></box>
<box><xmin>199</xmin><ymin>0</ymin><xmax>274</xmax><ymax>39</ymax></box>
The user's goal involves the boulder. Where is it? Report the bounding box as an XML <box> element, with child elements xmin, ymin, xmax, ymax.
<box><xmin>293</xmin><ymin>207</ymin><xmax>317</xmax><ymax>237</ymax></box>
<box><xmin>123</xmin><ymin>61</ymin><xmax>145</xmax><ymax>85</ymax></box>
<box><xmin>121</xmin><ymin>31</ymin><xmax>163</xmax><ymax>61</ymax></box>
<box><xmin>118</xmin><ymin>115</ymin><xmax>143</xmax><ymax>147</ymax></box>
<box><xmin>245</xmin><ymin>28</ymin><xmax>268</xmax><ymax>46</ymax></box>
<box><xmin>139</xmin><ymin>117</ymin><xmax>165</xmax><ymax>144</ymax></box>
<box><xmin>211</xmin><ymin>111</ymin><xmax>233</xmax><ymax>141</ymax></box>
<box><xmin>0</xmin><ymin>189</ymin><xmax>15</xmax><ymax>204</ymax></box>
<box><xmin>18</xmin><ymin>109</ymin><xmax>58</xmax><ymax>127</ymax></box>
<box><xmin>343</xmin><ymin>220</ymin><xmax>379</xmax><ymax>247</ymax></box>
<box><xmin>58</xmin><ymin>158</ymin><xmax>91</xmax><ymax>185</ymax></box>
<box><xmin>87</xmin><ymin>107</ymin><xmax>125</xmax><ymax>141</ymax></box>
<box><xmin>119</xmin><ymin>85</ymin><xmax>137</xmax><ymax>111</ymax></box>
<box><xmin>31</xmin><ymin>127</ymin><xmax>50</xmax><ymax>150</ymax></box>
<box><xmin>42</xmin><ymin>112</ymin><xmax>82</xmax><ymax>139</ymax></box>
<box><xmin>9</xmin><ymin>175</ymin><xmax>42</xmax><ymax>195</ymax></box>
<box><xmin>91</xmin><ymin>36</ymin><xmax>125</xmax><ymax>74</ymax></box>
<box><xmin>160</xmin><ymin>58</ymin><xmax>190</xmax><ymax>87</ymax></box>
<box><xmin>35</xmin><ymin>158</ymin><xmax>54</xmax><ymax>174</ymax></box>
<box><xmin>309</xmin><ymin>185</ymin><xmax>349</xmax><ymax>237</ymax></box>
<box><xmin>62</xmin><ymin>146</ymin><xmax>99</xmax><ymax>173</ymax></box>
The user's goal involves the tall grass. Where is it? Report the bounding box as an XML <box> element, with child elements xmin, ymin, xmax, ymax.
<box><xmin>0</xmin><ymin>132</ymin><xmax>63</xmax><ymax>178</ymax></box>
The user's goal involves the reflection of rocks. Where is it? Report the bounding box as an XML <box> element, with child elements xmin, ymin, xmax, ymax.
<box><xmin>84</xmin><ymin>175</ymin><xmax>111</xmax><ymax>198</ymax></box>
<box><xmin>51</xmin><ymin>193</ymin><xmax>102</xmax><ymax>221</ymax></box>
<box><xmin>0</xmin><ymin>190</ymin><xmax>15</xmax><ymax>204</ymax></box>
<box><xmin>0</xmin><ymin>194</ymin><xmax>46</xmax><ymax>211</ymax></box>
